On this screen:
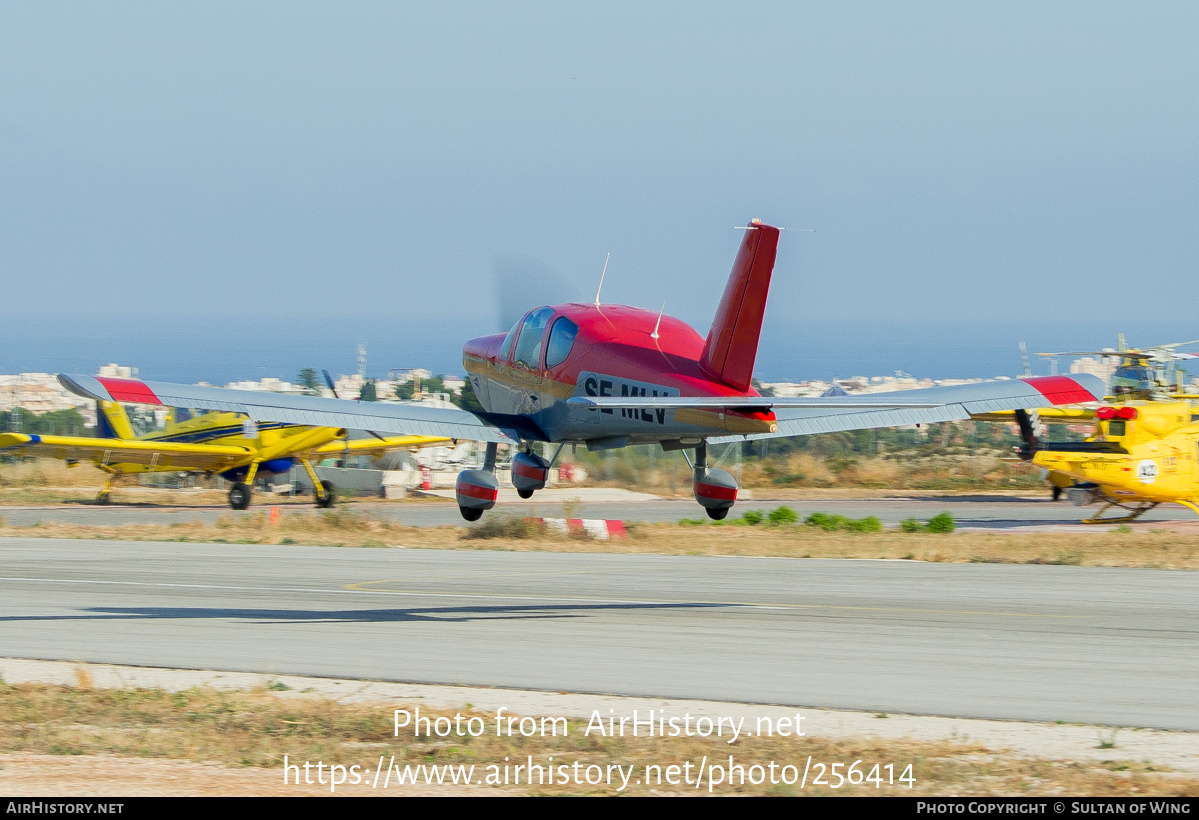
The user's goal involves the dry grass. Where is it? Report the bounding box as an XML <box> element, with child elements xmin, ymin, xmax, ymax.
<box><xmin>1</xmin><ymin>511</ymin><xmax>1197</xmax><ymax>569</ymax></box>
<box><xmin>0</xmin><ymin>508</ymin><xmax>428</xmax><ymax>548</ymax></box>
<box><xmin>573</xmin><ymin>450</ymin><xmax>1046</xmax><ymax>494</ymax></box>
<box><xmin>619</xmin><ymin>524</ymin><xmax>1199</xmax><ymax>569</ymax></box>
<box><xmin>0</xmin><ymin>456</ymin><xmax>1051</xmax><ymax>505</ymax></box>
<box><xmin>0</xmin><ymin>682</ymin><xmax>1192</xmax><ymax>796</ymax></box>
<box><xmin>0</xmin><ymin>459</ymin><xmax>105</xmax><ymax>489</ymax></box>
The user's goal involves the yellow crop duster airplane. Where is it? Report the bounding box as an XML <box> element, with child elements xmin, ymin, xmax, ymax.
<box><xmin>0</xmin><ymin>399</ymin><xmax>447</xmax><ymax>509</ymax></box>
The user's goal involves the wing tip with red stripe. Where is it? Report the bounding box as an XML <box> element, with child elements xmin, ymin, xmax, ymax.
<box><xmin>1021</xmin><ymin>374</ymin><xmax>1104</xmax><ymax>405</ymax></box>
<box><xmin>59</xmin><ymin>374</ymin><xmax>163</xmax><ymax>405</ymax></box>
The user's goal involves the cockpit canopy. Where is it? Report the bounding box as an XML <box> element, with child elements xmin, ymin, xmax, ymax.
<box><xmin>500</xmin><ymin>307</ymin><xmax>581</xmax><ymax>371</ymax></box>
<box><xmin>1110</xmin><ymin>363</ymin><xmax>1157</xmax><ymax>398</ymax></box>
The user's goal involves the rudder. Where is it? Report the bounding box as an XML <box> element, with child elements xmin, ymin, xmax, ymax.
<box><xmin>699</xmin><ymin>220</ymin><xmax>780</xmax><ymax>393</ymax></box>
<box><xmin>95</xmin><ymin>400</ymin><xmax>136</xmax><ymax>440</ymax></box>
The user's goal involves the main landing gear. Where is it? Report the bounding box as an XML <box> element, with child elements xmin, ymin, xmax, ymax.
<box><xmin>95</xmin><ymin>475</ymin><xmax>116</xmax><ymax>505</ymax></box>
<box><xmin>228</xmin><ymin>482</ymin><xmax>251</xmax><ymax>510</ymax></box>
<box><xmin>457</xmin><ymin>442</ymin><xmax>500</xmax><ymax>521</ymax></box>
<box><xmin>300</xmin><ymin>459</ymin><xmax>336</xmax><ymax>509</ymax></box>
<box><xmin>223</xmin><ymin>459</ymin><xmax>337</xmax><ymax>510</ymax></box>
<box><xmin>315</xmin><ymin>479</ymin><xmax>336</xmax><ymax>508</ymax></box>
<box><xmin>454</xmin><ymin>443</ymin><xmax>565</xmax><ymax>521</ymax></box>
<box><xmin>689</xmin><ymin>440</ymin><xmax>739</xmax><ymax>520</ymax></box>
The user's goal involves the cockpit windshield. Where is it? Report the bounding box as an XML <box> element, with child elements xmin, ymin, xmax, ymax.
<box><xmin>1110</xmin><ymin>364</ymin><xmax>1156</xmax><ymax>398</ymax></box>
<box><xmin>513</xmin><ymin>307</ymin><xmax>555</xmax><ymax>370</ymax></box>
<box><xmin>500</xmin><ymin>318</ymin><xmax>522</xmax><ymax>361</ymax></box>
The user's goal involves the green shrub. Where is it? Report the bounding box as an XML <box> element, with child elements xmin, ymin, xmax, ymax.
<box><xmin>807</xmin><ymin>512</ymin><xmax>850</xmax><ymax>531</ymax></box>
<box><xmin>767</xmin><ymin>506</ymin><xmax>800</xmax><ymax>525</ymax></box>
<box><xmin>804</xmin><ymin>511</ymin><xmax>836</xmax><ymax>530</ymax></box>
<box><xmin>740</xmin><ymin>510</ymin><xmax>764</xmax><ymax>526</ymax></box>
<box><xmin>900</xmin><ymin>518</ymin><xmax>924</xmax><ymax>533</ymax></box>
<box><xmin>805</xmin><ymin>511</ymin><xmax>883</xmax><ymax>532</ymax></box>
<box><xmin>845</xmin><ymin>515</ymin><xmax>882</xmax><ymax>533</ymax></box>
<box><xmin>926</xmin><ymin>512</ymin><xmax>955</xmax><ymax>533</ymax></box>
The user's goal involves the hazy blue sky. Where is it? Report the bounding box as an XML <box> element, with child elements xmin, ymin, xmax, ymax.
<box><xmin>2</xmin><ymin>2</ymin><xmax>1197</xmax><ymax>381</ymax></box>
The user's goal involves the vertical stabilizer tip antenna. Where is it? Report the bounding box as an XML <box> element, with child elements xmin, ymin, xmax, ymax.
<box><xmin>594</xmin><ymin>252</ymin><xmax>610</xmax><ymax>308</ymax></box>
<box><xmin>750</xmin><ymin>218</ymin><xmax>762</xmax><ymax>225</ymax></box>
<box><xmin>651</xmin><ymin>300</ymin><xmax>666</xmax><ymax>340</ymax></box>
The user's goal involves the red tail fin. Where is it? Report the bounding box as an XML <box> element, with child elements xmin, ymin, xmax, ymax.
<box><xmin>700</xmin><ymin>221</ymin><xmax>780</xmax><ymax>393</ymax></box>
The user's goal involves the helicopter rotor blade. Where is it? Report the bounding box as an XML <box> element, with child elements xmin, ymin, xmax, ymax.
<box><xmin>1035</xmin><ymin>351</ymin><xmax>1152</xmax><ymax>359</ymax></box>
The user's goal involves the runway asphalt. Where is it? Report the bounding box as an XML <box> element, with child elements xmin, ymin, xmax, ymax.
<box><xmin>1</xmin><ymin>537</ymin><xmax>1195</xmax><ymax>729</ymax></box>
<box><xmin>4</xmin><ymin>493</ymin><xmax>1199</xmax><ymax>528</ymax></box>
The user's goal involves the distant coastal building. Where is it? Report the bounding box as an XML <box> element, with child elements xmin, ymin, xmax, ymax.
<box><xmin>0</xmin><ymin>372</ymin><xmax>97</xmax><ymax>425</ymax></box>
<box><xmin>1069</xmin><ymin>356</ymin><xmax>1118</xmax><ymax>384</ymax></box>
<box><xmin>97</xmin><ymin>363</ymin><xmax>138</xmax><ymax>379</ymax></box>
<box><xmin>224</xmin><ymin>377</ymin><xmax>306</xmax><ymax>395</ymax></box>
<box><xmin>758</xmin><ymin>371</ymin><xmax>987</xmax><ymax>398</ymax></box>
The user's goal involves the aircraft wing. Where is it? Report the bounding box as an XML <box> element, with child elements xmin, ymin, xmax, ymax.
<box><xmin>310</xmin><ymin>434</ymin><xmax>452</xmax><ymax>457</ymax></box>
<box><xmin>58</xmin><ymin>375</ymin><xmax>523</xmax><ymax>444</ymax></box>
<box><xmin>691</xmin><ymin>375</ymin><xmax>1104</xmax><ymax>442</ymax></box>
<box><xmin>0</xmin><ymin>433</ymin><xmax>251</xmax><ymax>470</ymax></box>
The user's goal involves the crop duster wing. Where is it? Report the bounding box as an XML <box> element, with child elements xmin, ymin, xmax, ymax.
<box><xmin>58</xmin><ymin>375</ymin><xmax>525</xmax><ymax>444</ymax></box>
<box><xmin>0</xmin><ymin>433</ymin><xmax>251</xmax><ymax>470</ymax></box>
<box><xmin>310</xmin><ymin>434</ymin><xmax>452</xmax><ymax>457</ymax></box>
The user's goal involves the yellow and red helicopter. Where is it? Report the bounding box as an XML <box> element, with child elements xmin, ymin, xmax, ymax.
<box><xmin>0</xmin><ymin>398</ymin><xmax>447</xmax><ymax>509</ymax></box>
<box><xmin>1012</xmin><ymin>400</ymin><xmax>1199</xmax><ymax>523</ymax></box>
<box><xmin>59</xmin><ymin>220</ymin><xmax>1104</xmax><ymax>521</ymax></box>
<box><xmin>983</xmin><ymin>339</ymin><xmax>1199</xmax><ymax>522</ymax></box>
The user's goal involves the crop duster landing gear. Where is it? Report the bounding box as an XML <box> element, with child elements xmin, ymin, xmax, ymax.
<box><xmin>223</xmin><ymin>458</ymin><xmax>335</xmax><ymax>511</ymax></box>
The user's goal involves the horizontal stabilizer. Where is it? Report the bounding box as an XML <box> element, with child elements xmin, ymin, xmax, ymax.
<box><xmin>568</xmin><ymin>396</ymin><xmax>942</xmax><ymax>410</ymax></box>
<box><xmin>569</xmin><ymin>375</ymin><xmax>1102</xmax><ymax>414</ymax></box>
<box><xmin>700</xmin><ymin>374</ymin><xmax>1104</xmax><ymax>443</ymax></box>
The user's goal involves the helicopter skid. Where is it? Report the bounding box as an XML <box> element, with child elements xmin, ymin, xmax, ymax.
<box><xmin>1081</xmin><ymin>500</ymin><xmax>1159</xmax><ymax>525</ymax></box>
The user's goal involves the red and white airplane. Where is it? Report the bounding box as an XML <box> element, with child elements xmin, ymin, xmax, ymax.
<box><xmin>60</xmin><ymin>220</ymin><xmax>1103</xmax><ymax>521</ymax></box>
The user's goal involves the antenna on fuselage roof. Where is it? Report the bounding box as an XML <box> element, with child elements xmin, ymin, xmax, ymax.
<box><xmin>593</xmin><ymin>252</ymin><xmax>610</xmax><ymax>308</ymax></box>
<box><xmin>651</xmin><ymin>300</ymin><xmax>666</xmax><ymax>340</ymax></box>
